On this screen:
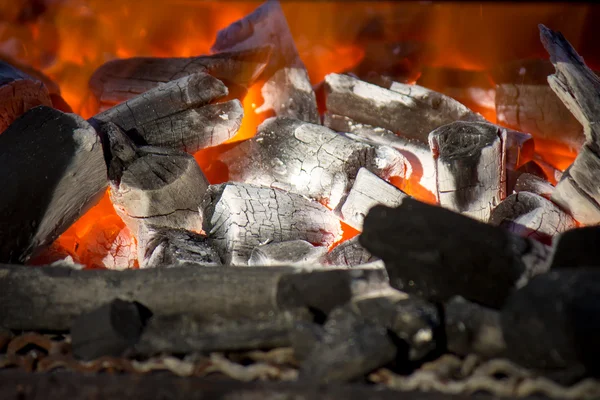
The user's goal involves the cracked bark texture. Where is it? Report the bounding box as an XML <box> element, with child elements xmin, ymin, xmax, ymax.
<box><xmin>201</xmin><ymin>182</ymin><xmax>342</xmax><ymax>265</ymax></box>
<box><xmin>211</xmin><ymin>1</ymin><xmax>318</xmax><ymax>123</ymax></box>
<box><xmin>219</xmin><ymin>117</ymin><xmax>385</xmax><ymax>209</ymax></box>
<box><xmin>324</xmin><ymin>237</ymin><xmax>378</xmax><ymax>267</ymax></box>
<box><xmin>489</xmin><ymin>192</ymin><xmax>576</xmax><ymax>245</ymax></box>
<box><xmin>429</xmin><ymin>121</ymin><xmax>506</xmax><ymax>222</ymax></box>
<box><xmin>92</xmin><ymin>73</ymin><xmax>242</xmax><ymax>154</ymax></box>
<box><xmin>248</xmin><ymin>240</ymin><xmax>328</xmax><ymax>267</ymax></box>
<box><xmin>0</xmin><ymin>60</ymin><xmax>52</xmax><ymax>133</ymax></box>
<box><xmin>324</xmin><ymin>73</ymin><xmax>483</xmax><ymax>143</ymax></box>
<box><xmin>0</xmin><ymin>106</ymin><xmax>107</xmax><ymax>263</ymax></box>
<box><xmin>336</xmin><ymin>168</ymin><xmax>408</xmax><ymax>231</ymax></box>
<box><xmin>89</xmin><ymin>47</ymin><xmax>271</xmax><ymax>109</ymax></box>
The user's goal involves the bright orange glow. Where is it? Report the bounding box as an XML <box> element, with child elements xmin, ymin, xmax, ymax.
<box><xmin>330</xmin><ymin>222</ymin><xmax>361</xmax><ymax>251</ymax></box>
<box><xmin>534</xmin><ymin>139</ymin><xmax>578</xmax><ymax>172</ymax></box>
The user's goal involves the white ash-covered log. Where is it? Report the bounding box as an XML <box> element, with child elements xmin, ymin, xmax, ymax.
<box><xmin>248</xmin><ymin>240</ymin><xmax>327</xmax><ymax>267</ymax></box>
<box><xmin>201</xmin><ymin>182</ymin><xmax>343</xmax><ymax>265</ymax></box>
<box><xmin>360</xmin><ymin>199</ymin><xmax>553</xmax><ymax>308</ymax></box>
<box><xmin>323</xmin><ymin>237</ymin><xmax>378</xmax><ymax>267</ymax></box>
<box><xmin>211</xmin><ymin>0</ymin><xmax>318</xmax><ymax>123</ymax></box>
<box><xmin>429</xmin><ymin>121</ymin><xmax>506</xmax><ymax>221</ymax></box>
<box><xmin>540</xmin><ymin>25</ymin><xmax>600</xmax><ymax>225</ymax></box>
<box><xmin>0</xmin><ymin>106</ymin><xmax>107</xmax><ymax>263</ymax></box>
<box><xmin>0</xmin><ymin>60</ymin><xmax>52</xmax><ymax>133</ymax></box>
<box><xmin>89</xmin><ymin>47</ymin><xmax>271</xmax><ymax>109</ymax></box>
<box><xmin>489</xmin><ymin>192</ymin><xmax>576</xmax><ymax>244</ymax></box>
<box><xmin>91</xmin><ymin>72</ymin><xmax>242</xmax><ymax>154</ymax></box>
<box><xmin>514</xmin><ymin>173</ymin><xmax>555</xmax><ymax>199</ymax></box>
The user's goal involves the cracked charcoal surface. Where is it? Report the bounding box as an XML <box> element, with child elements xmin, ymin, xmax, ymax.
<box><xmin>201</xmin><ymin>182</ymin><xmax>342</xmax><ymax>265</ymax></box>
<box><xmin>220</xmin><ymin>117</ymin><xmax>377</xmax><ymax>209</ymax></box>
<box><xmin>324</xmin><ymin>237</ymin><xmax>378</xmax><ymax>267</ymax></box>
<box><xmin>248</xmin><ymin>240</ymin><xmax>327</xmax><ymax>267</ymax></box>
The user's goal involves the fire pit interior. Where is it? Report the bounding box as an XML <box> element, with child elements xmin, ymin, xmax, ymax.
<box><xmin>1</xmin><ymin>1</ymin><xmax>600</xmax><ymax>399</ymax></box>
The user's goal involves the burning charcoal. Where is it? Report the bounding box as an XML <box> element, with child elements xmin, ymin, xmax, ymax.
<box><xmin>493</xmin><ymin>58</ymin><xmax>584</xmax><ymax>152</ymax></box>
<box><xmin>360</xmin><ymin>199</ymin><xmax>553</xmax><ymax>308</ymax></box>
<box><xmin>92</xmin><ymin>72</ymin><xmax>242</xmax><ymax>154</ymax></box>
<box><xmin>429</xmin><ymin>121</ymin><xmax>506</xmax><ymax>221</ymax></box>
<box><xmin>0</xmin><ymin>106</ymin><xmax>107</xmax><ymax>263</ymax></box>
<box><xmin>201</xmin><ymin>182</ymin><xmax>342</xmax><ymax>265</ymax></box>
<box><xmin>325</xmin><ymin>73</ymin><xmax>483</xmax><ymax>143</ymax></box>
<box><xmin>444</xmin><ymin>296</ymin><xmax>505</xmax><ymax>359</ymax></box>
<box><xmin>0</xmin><ymin>264</ymin><xmax>387</xmax><ymax>330</ymax></box>
<box><xmin>550</xmin><ymin>227</ymin><xmax>600</xmax><ymax>269</ymax></box>
<box><xmin>71</xmin><ymin>299</ymin><xmax>149</xmax><ymax>361</ymax></box>
<box><xmin>352</xmin><ymin>288</ymin><xmax>441</xmax><ymax>362</ymax></box>
<box><xmin>299</xmin><ymin>305</ymin><xmax>396</xmax><ymax>383</ymax></box>
<box><xmin>0</xmin><ymin>60</ymin><xmax>52</xmax><ymax>133</ymax></box>
<box><xmin>137</xmin><ymin>225</ymin><xmax>221</xmax><ymax>269</ymax></box>
<box><xmin>135</xmin><ymin>309</ymin><xmax>310</xmax><ymax>356</ymax></box>
<box><xmin>501</xmin><ymin>268</ymin><xmax>600</xmax><ymax>376</ymax></box>
<box><xmin>540</xmin><ymin>25</ymin><xmax>600</xmax><ymax>225</ymax></box>
<box><xmin>248</xmin><ymin>240</ymin><xmax>327</xmax><ymax>267</ymax></box>
<box><xmin>336</xmin><ymin>168</ymin><xmax>408</xmax><ymax>230</ymax></box>
<box><xmin>89</xmin><ymin>47</ymin><xmax>271</xmax><ymax>109</ymax></box>
<box><xmin>489</xmin><ymin>192</ymin><xmax>576</xmax><ymax>244</ymax></box>
<box><xmin>324</xmin><ymin>237</ymin><xmax>378</xmax><ymax>267</ymax></box>
<box><xmin>504</xmin><ymin>129</ymin><xmax>534</xmax><ymax>171</ymax></box>
<box><xmin>220</xmin><ymin>117</ymin><xmax>387</xmax><ymax>209</ymax></box>
<box><xmin>514</xmin><ymin>173</ymin><xmax>555</xmax><ymax>199</ymax></box>
<box><xmin>211</xmin><ymin>1</ymin><xmax>318</xmax><ymax>123</ymax></box>
<box><xmin>289</xmin><ymin>321</ymin><xmax>325</xmax><ymax>362</ymax></box>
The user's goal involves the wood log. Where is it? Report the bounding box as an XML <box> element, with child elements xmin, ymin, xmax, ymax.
<box><xmin>136</xmin><ymin>225</ymin><xmax>221</xmax><ymax>269</ymax></box>
<box><xmin>489</xmin><ymin>192</ymin><xmax>576</xmax><ymax>245</ymax></box>
<box><xmin>91</xmin><ymin>72</ymin><xmax>243</xmax><ymax>154</ymax></box>
<box><xmin>89</xmin><ymin>47</ymin><xmax>271</xmax><ymax>109</ymax></box>
<box><xmin>359</xmin><ymin>199</ymin><xmax>553</xmax><ymax>308</ymax></box>
<box><xmin>540</xmin><ymin>25</ymin><xmax>600</xmax><ymax>225</ymax></box>
<box><xmin>211</xmin><ymin>0</ymin><xmax>318</xmax><ymax>123</ymax></box>
<box><xmin>514</xmin><ymin>173</ymin><xmax>555</xmax><ymax>199</ymax></box>
<box><xmin>0</xmin><ymin>264</ymin><xmax>388</xmax><ymax>330</ymax></box>
<box><xmin>324</xmin><ymin>237</ymin><xmax>378</xmax><ymax>267</ymax></box>
<box><xmin>429</xmin><ymin>121</ymin><xmax>506</xmax><ymax>221</ymax></box>
<box><xmin>201</xmin><ymin>182</ymin><xmax>343</xmax><ymax>265</ymax></box>
<box><xmin>248</xmin><ymin>240</ymin><xmax>328</xmax><ymax>267</ymax></box>
<box><xmin>335</xmin><ymin>168</ymin><xmax>408</xmax><ymax>230</ymax></box>
<box><xmin>0</xmin><ymin>60</ymin><xmax>52</xmax><ymax>133</ymax></box>
<box><xmin>0</xmin><ymin>106</ymin><xmax>107</xmax><ymax>263</ymax></box>
<box><xmin>219</xmin><ymin>117</ymin><xmax>392</xmax><ymax>209</ymax></box>
<box><xmin>324</xmin><ymin>73</ymin><xmax>483</xmax><ymax>143</ymax></box>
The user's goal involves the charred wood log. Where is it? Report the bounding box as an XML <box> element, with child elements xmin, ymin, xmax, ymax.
<box><xmin>335</xmin><ymin>168</ymin><xmax>408</xmax><ymax>230</ymax></box>
<box><xmin>360</xmin><ymin>199</ymin><xmax>553</xmax><ymax>308</ymax></box>
<box><xmin>248</xmin><ymin>240</ymin><xmax>328</xmax><ymax>267</ymax></box>
<box><xmin>324</xmin><ymin>237</ymin><xmax>378</xmax><ymax>267</ymax></box>
<box><xmin>211</xmin><ymin>1</ymin><xmax>318</xmax><ymax>123</ymax></box>
<box><xmin>429</xmin><ymin>121</ymin><xmax>506</xmax><ymax>221</ymax></box>
<box><xmin>489</xmin><ymin>192</ymin><xmax>576</xmax><ymax>244</ymax></box>
<box><xmin>201</xmin><ymin>182</ymin><xmax>343</xmax><ymax>265</ymax></box>
<box><xmin>550</xmin><ymin>227</ymin><xmax>600</xmax><ymax>269</ymax></box>
<box><xmin>220</xmin><ymin>117</ymin><xmax>393</xmax><ymax>209</ymax></box>
<box><xmin>514</xmin><ymin>172</ymin><xmax>555</xmax><ymax>199</ymax></box>
<box><xmin>540</xmin><ymin>25</ymin><xmax>600</xmax><ymax>225</ymax></box>
<box><xmin>0</xmin><ymin>106</ymin><xmax>107</xmax><ymax>263</ymax></box>
<box><xmin>89</xmin><ymin>47</ymin><xmax>271</xmax><ymax>109</ymax></box>
<box><xmin>324</xmin><ymin>73</ymin><xmax>483</xmax><ymax>143</ymax></box>
<box><xmin>0</xmin><ymin>60</ymin><xmax>52</xmax><ymax>133</ymax></box>
<box><xmin>91</xmin><ymin>72</ymin><xmax>242</xmax><ymax>154</ymax></box>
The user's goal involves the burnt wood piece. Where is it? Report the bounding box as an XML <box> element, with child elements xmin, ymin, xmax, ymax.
<box><xmin>324</xmin><ymin>73</ymin><xmax>483</xmax><ymax>143</ymax></box>
<box><xmin>211</xmin><ymin>0</ymin><xmax>318</xmax><ymax>123</ymax></box>
<box><xmin>540</xmin><ymin>25</ymin><xmax>600</xmax><ymax>225</ymax></box>
<box><xmin>489</xmin><ymin>192</ymin><xmax>576</xmax><ymax>245</ymax></box>
<box><xmin>0</xmin><ymin>60</ymin><xmax>52</xmax><ymax>133</ymax></box>
<box><xmin>89</xmin><ymin>47</ymin><xmax>271</xmax><ymax>108</ymax></box>
<box><xmin>493</xmin><ymin>58</ymin><xmax>584</xmax><ymax>151</ymax></box>
<box><xmin>248</xmin><ymin>240</ymin><xmax>328</xmax><ymax>267</ymax></box>
<box><xmin>136</xmin><ymin>225</ymin><xmax>221</xmax><ymax>269</ymax></box>
<box><xmin>0</xmin><ymin>264</ymin><xmax>388</xmax><ymax>331</ymax></box>
<box><xmin>91</xmin><ymin>72</ymin><xmax>243</xmax><ymax>153</ymax></box>
<box><xmin>359</xmin><ymin>199</ymin><xmax>553</xmax><ymax>308</ymax></box>
<box><xmin>444</xmin><ymin>296</ymin><xmax>505</xmax><ymax>359</ymax></box>
<box><xmin>134</xmin><ymin>309</ymin><xmax>311</xmax><ymax>356</ymax></box>
<box><xmin>429</xmin><ymin>121</ymin><xmax>506</xmax><ymax>221</ymax></box>
<box><xmin>514</xmin><ymin>173</ymin><xmax>555</xmax><ymax>199</ymax></box>
<box><xmin>299</xmin><ymin>305</ymin><xmax>397</xmax><ymax>383</ymax></box>
<box><xmin>289</xmin><ymin>321</ymin><xmax>325</xmax><ymax>362</ymax></box>
<box><xmin>220</xmin><ymin>117</ymin><xmax>392</xmax><ymax>209</ymax></box>
<box><xmin>501</xmin><ymin>268</ymin><xmax>600</xmax><ymax>376</ymax></box>
<box><xmin>503</xmin><ymin>129</ymin><xmax>534</xmax><ymax>171</ymax></box>
<box><xmin>0</xmin><ymin>106</ymin><xmax>107</xmax><ymax>264</ymax></box>
<box><xmin>201</xmin><ymin>182</ymin><xmax>343</xmax><ymax>266</ymax></box>
<box><xmin>324</xmin><ymin>237</ymin><xmax>378</xmax><ymax>267</ymax></box>
<box><xmin>335</xmin><ymin>168</ymin><xmax>408</xmax><ymax>230</ymax></box>
<box><xmin>71</xmin><ymin>299</ymin><xmax>148</xmax><ymax>361</ymax></box>
<box><xmin>550</xmin><ymin>227</ymin><xmax>600</xmax><ymax>269</ymax></box>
